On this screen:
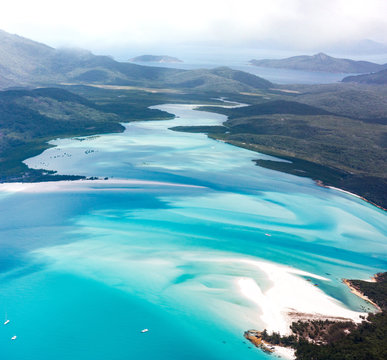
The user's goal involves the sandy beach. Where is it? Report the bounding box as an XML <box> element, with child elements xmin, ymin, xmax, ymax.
<box><xmin>234</xmin><ymin>259</ymin><xmax>371</xmax><ymax>359</ymax></box>
<box><xmin>235</xmin><ymin>259</ymin><xmax>366</xmax><ymax>336</ymax></box>
<box><xmin>343</xmin><ymin>279</ymin><xmax>382</xmax><ymax>312</ymax></box>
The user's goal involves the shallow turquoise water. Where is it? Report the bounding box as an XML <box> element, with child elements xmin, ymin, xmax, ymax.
<box><xmin>0</xmin><ymin>104</ymin><xmax>386</xmax><ymax>359</ymax></box>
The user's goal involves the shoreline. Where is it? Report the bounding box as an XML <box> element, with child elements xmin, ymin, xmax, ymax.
<box><xmin>2</xmin><ymin>98</ymin><xmax>385</xmax><ymax>211</ymax></box>
<box><xmin>228</xmin><ymin>139</ymin><xmax>386</xmax><ymax>212</ymax></box>
<box><xmin>237</xmin><ymin>260</ymin><xmax>379</xmax><ymax>359</ymax></box>
<box><xmin>342</xmin><ymin>279</ymin><xmax>382</xmax><ymax>312</ymax></box>
<box><xmin>315</xmin><ymin>180</ymin><xmax>387</xmax><ymax>212</ymax></box>
<box><xmin>235</xmin><ymin>259</ymin><xmax>366</xmax><ymax>331</ymax></box>
<box><xmin>244</xmin><ymin>273</ymin><xmax>385</xmax><ymax>359</ymax></box>
<box><xmin>170</xmin><ymin>123</ymin><xmax>386</xmax><ymax>211</ymax></box>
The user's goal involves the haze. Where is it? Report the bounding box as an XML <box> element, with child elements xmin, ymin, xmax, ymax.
<box><xmin>2</xmin><ymin>0</ymin><xmax>387</xmax><ymax>59</ymax></box>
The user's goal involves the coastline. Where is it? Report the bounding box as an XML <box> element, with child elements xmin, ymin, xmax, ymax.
<box><xmin>1</xmin><ymin>97</ymin><xmax>386</xmax><ymax>360</ymax></box>
<box><xmin>342</xmin><ymin>278</ymin><xmax>382</xmax><ymax>312</ymax></box>
<box><xmin>244</xmin><ymin>272</ymin><xmax>386</xmax><ymax>359</ymax></box>
<box><xmin>315</xmin><ymin>180</ymin><xmax>387</xmax><ymax>212</ymax></box>
<box><xmin>215</xmin><ymin>138</ymin><xmax>387</xmax><ymax>212</ymax></box>
<box><xmin>2</xmin><ymin>96</ymin><xmax>385</xmax><ymax>211</ymax></box>
<box><xmin>233</xmin><ymin>259</ymin><xmax>366</xmax><ymax>341</ymax></box>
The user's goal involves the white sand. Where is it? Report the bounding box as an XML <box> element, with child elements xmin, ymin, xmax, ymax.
<box><xmin>273</xmin><ymin>345</ymin><xmax>296</xmax><ymax>359</ymax></box>
<box><xmin>328</xmin><ymin>186</ymin><xmax>363</xmax><ymax>199</ymax></box>
<box><xmin>236</xmin><ymin>259</ymin><xmax>365</xmax><ymax>336</ymax></box>
<box><xmin>0</xmin><ymin>179</ymin><xmax>205</xmax><ymax>193</ymax></box>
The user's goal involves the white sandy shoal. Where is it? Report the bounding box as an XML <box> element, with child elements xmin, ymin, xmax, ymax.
<box><xmin>233</xmin><ymin>259</ymin><xmax>366</xmax><ymax>336</ymax></box>
<box><xmin>272</xmin><ymin>345</ymin><xmax>296</xmax><ymax>359</ymax></box>
<box><xmin>327</xmin><ymin>186</ymin><xmax>363</xmax><ymax>199</ymax></box>
<box><xmin>0</xmin><ymin>179</ymin><xmax>205</xmax><ymax>193</ymax></box>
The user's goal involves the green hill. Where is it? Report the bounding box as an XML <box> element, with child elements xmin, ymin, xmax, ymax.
<box><xmin>165</xmin><ymin>67</ymin><xmax>272</xmax><ymax>92</ymax></box>
<box><xmin>203</xmin><ymin>100</ymin><xmax>332</xmax><ymax>118</ymax></box>
<box><xmin>175</xmin><ymin>98</ymin><xmax>387</xmax><ymax>208</ymax></box>
<box><xmin>342</xmin><ymin>69</ymin><xmax>387</xmax><ymax>85</ymax></box>
<box><xmin>0</xmin><ymin>87</ymin><xmax>173</xmax><ymax>182</ymax></box>
<box><xmin>0</xmin><ymin>29</ymin><xmax>272</xmax><ymax>94</ymax></box>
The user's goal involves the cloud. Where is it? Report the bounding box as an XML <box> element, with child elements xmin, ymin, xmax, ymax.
<box><xmin>1</xmin><ymin>0</ymin><xmax>387</xmax><ymax>51</ymax></box>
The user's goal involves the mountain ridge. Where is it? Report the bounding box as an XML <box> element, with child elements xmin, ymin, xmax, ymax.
<box><xmin>250</xmin><ymin>53</ymin><xmax>387</xmax><ymax>73</ymax></box>
<box><xmin>0</xmin><ymin>29</ymin><xmax>271</xmax><ymax>93</ymax></box>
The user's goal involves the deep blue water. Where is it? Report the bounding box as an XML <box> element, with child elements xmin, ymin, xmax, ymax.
<box><xmin>0</xmin><ymin>104</ymin><xmax>386</xmax><ymax>359</ymax></box>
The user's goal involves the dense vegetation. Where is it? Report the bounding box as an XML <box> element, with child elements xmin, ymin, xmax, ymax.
<box><xmin>0</xmin><ymin>85</ymin><xmax>230</xmax><ymax>182</ymax></box>
<box><xmin>1</xmin><ymin>28</ymin><xmax>387</xmax><ymax>209</ymax></box>
<box><xmin>257</xmin><ymin>272</ymin><xmax>387</xmax><ymax>360</ymax></box>
<box><xmin>178</xmin><ymin>92</ymin><xmax>387</xmax><ymax>209</ymax></box>
<box><xmin>349</xmin><ymin>273</ymin><xmax>387</xmax><ymax>310</ymax></box>
<box><xmin>290</xmin><ymin>83</ymin><xmax>387</xmax><ymax>122</ymax></box>
<box><xmin>0</xmin><ymin>87</ymin><xmax>173</xmax><ymax>182</ymax></box>
<box><xmin>343</xmin><ymin>69</ymin><xmax>387</xmax><ymax>85</ymax></box>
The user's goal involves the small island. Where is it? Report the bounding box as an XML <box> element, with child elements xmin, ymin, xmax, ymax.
<box><xmin>128</xmin><ymin>55</ymin><xmax>183</xmax><ymax>63</ymax></box>
<box><xmin>244</xmin><ymin>272</ymin><xmax>387</xmax><ymax>359</ymax></box>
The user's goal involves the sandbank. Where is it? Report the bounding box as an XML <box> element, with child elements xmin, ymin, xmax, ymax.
<box><xmin>0</xmin><ymin>179</ymin><xmax>205</xmax><ymax>193</ymax></box>
<box><xmin>235</xmin><ymin>259</ymin><xmax>366</xmax><ymax>336</ymax></box>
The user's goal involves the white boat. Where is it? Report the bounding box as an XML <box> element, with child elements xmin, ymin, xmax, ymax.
<box><xmin>11</xmin><ymin>336</ymin><xmax>17</xmax><ymax>340</ymax></box>
<box><xmin>4</xmin><ymin>319</ymin><xmax>10</xmax><ymax>325</ymax></box>
<box><xmin>141</xmin><ymin>328</ymin><xmax>149</xmax><ymax>333</ymax></box>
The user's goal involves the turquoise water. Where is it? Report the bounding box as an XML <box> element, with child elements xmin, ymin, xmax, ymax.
<box><xmin>0</xmin><ymin>104</ymin><xmax>386</xmax><ymax>359</ymax></box>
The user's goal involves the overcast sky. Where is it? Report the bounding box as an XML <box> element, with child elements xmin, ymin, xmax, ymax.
<box><xmin>1</xmin><ymin>0</ymin><xmax>387</xmax><ymax>55</ymax></box>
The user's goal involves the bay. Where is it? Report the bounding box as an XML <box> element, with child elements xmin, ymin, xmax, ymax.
<box><xmin>0</xmin><ymin>103</ymin><xmax>386</xmax><ymax>359</ymax></box>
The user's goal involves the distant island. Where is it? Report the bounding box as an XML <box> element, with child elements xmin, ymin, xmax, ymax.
<box><xmin>250</xmin><ymin>52</ymin><xmax>387</xmax><ymax>73</ymax></box>
<box><xmin>128</xmin><ymin>55</ymin><xmax>183</xmax><ymax>63</ymax></box>
<box><xmin>0</xmin><ymin>30</ymin><xmax>272</xmax><ymax>93</ymax></box>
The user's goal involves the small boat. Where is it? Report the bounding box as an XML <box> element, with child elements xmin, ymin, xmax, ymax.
<box><xmin>11</xmin><ymin>336</ymin><xmax>17</xmax><ymax>340</ymax></box>
<box><xmin>265</xmin><ymin>233</ymin><xmax>271</xmax><ymax>237</ymax></box>
<box><xmin>4</xmin><ymin>320</ymin><xmax>10</xmax><ymax>325</ymax></box>
<box><xmin>141</xmin><ymin>329</ymin><xmax>149</xmax><ymax>333</ymax></box>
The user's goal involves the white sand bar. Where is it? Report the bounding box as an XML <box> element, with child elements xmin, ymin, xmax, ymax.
<box><xmin>0</xmin><ymin>179</ymin><xmax>205</xmax><ymax>193</ymax></box>
<box><xmin>236</xmin><ymin>259</ymin><xmax>366</xmax><ymax>335</ymax></box>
